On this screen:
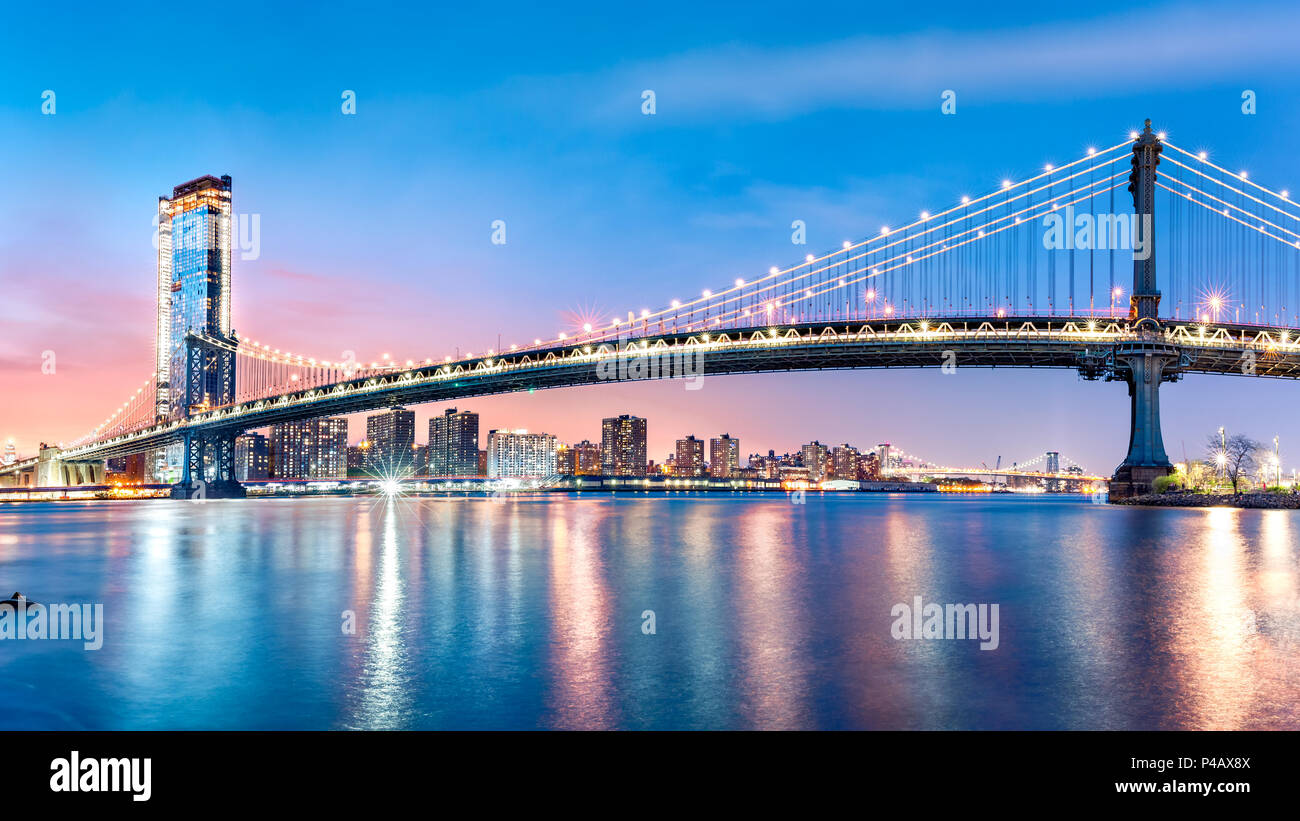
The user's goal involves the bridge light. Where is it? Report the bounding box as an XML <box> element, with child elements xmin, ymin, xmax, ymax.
<box><xmin>1001</xmin><ymin>180</ymin><xmax>1011</xmax><ymax>189</ymax></box>
<box><xmin>1283</xmin><ymin>191</ymin><xmax>1291</xmax><ymax>199</ymax></box>
<box><xmin>735</xmin><ymin>278</ymin><xmax>744</xmax><ymax>287</ymax></box>
<box><xmin>1198</xmin><ymin>151</ymin><xmax>1208</xmax><ymax>160</ymax></box>
<box><xmin>1239</xmin><ymin>170</ymin><xmax>1248</xmax><ymax>179</ymax></box>
<box><xmin>805</xmin><ymin>254</ymin><xmax>814</xmax><ymax>263</ymax></box>
<box><xmin>1086</xmin><ymin>147</ymin><xmax>1096</xmax><ymax>156</ymax></box>
<box><xmin>670</xmin><ymin>299</ymin><xmax>680</xmax><ymax>308</ymax></box>
<box><xmin>920</xmin><ymin>211</ymin><xmax>929</xmax><ymax>220</ymax></box>
<box><xmin>641</xmin><ymin>309</ymin><xmax>650</xmax><ymax>318</ymax></box>
<box><xmin>1157</xmin><ymin>132</ymin><xmax>1166</xmax><ymax>140</ymax></box>
<box><xmin>533</xmin><ymin>339</ymin><xmax>541</xmax><ymax>345</ymax></box>
<box><xmin>961</xmin><ymin>195</ymin><xmax>970</xmax><ymax>204</ymax></box>
<box><xmin>842</xmin><ymin>240</ymin><xmax>851</xmax><ymax>248</ymax></box>
<box><xmin>702</xmin><ymin>289</ymin><xmax>712</xmax><ymax>298</ymax></box>
<box><xmin>769</xmin><ymin>267</ymin><xmax>779</xmax><ymax>275</ymax></box>
<box><xmin>1044</xmin><ymin>163</ymin><xmax>1053</xmax><ymax>171</ymax></box>
<box><xmin>583</xmin><ymin>323</ymin><xmax>592</xmax><ymax>332</ymax></box>
<box><xmin>558</xmin><ymin>332</ymin><xmax>567</xmax><ymax>340</ymax></box>
<box><xmin>881</xmin><ymin>226</ymin><xmax>890</xmax><ymax>235</ymax></box>
<box><xmin>1129</xmin><ymin>131</ymin><xmax>1138</xmax><ymax>139</ymax></box>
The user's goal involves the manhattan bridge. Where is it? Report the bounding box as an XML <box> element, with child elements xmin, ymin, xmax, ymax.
<box><xmin>4</xmin><ymin>121</ymin><xmax>1300</xmax><ymax>498</ymax></box>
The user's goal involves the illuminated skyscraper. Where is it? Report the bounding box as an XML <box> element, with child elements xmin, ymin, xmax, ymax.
<box><xmin>234</xmin><ymin>433</ymin><xmax>270</xmax><ymax>481</ymax></box>
<box><xmin>709</xmin><ymin>434</ymin><xmax>740</xmax><ymax>478</ymax></box>
<box><xmin>675</xmin><ymin>436</ymin><xmax>705</xmax><ymax>477</ymax></box>
<box><xmin>601</xmin><ymin>415</ymin><xmax>647</xmax><ymax>477</ymax></box>
<box><xmin>831</xmin><ymin>444</ymin><xmax>861</xmax><ymax>480</ymax></box>
<box><xmin>429</xmin><ymin>408</ymin><xmax>479</xmax><ymax>476</ymax></box>
<box><xmin>558</xmin><ymin>440</ymin><xmax>601</xmax><ymax>475</ymax></box>
<box><xmin>270</xmin><ymin>418</ymin><xmax>348</xmax><ymax>479</ymax></box>
<box><xmin>155</xmin><ymin>175</ymin><xmax>234</xmax><ymax>420</ymax></box>
<box><xmin>802</xmin><ymin>441</ymin><xmax>830</xmax><ymax>482</ymax></box>
<box><xmin>487</xmin><ymin>429</ymin><xmax>558</xmax><ymax>478</ymax></box>
<box><xmin>365</xmin><ymin>407</ymin><xmax>416</xmax><ymax>474</ymax></box>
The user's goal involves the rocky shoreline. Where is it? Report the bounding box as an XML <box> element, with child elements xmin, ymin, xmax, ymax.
<box><xmin>1114</xmin><ymin>491</ymin><xmax>1300</xmax><ymax>509</ymax></box>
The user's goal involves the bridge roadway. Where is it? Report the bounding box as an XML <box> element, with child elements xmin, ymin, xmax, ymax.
<box><xmin>11</xmin><ymin>315</ymin><xmax>1300</xmax><ymax>466</ymax></box>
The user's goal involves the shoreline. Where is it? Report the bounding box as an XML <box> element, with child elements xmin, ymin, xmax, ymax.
<box><xmin>1113</xmin><ymin>491</ymin><xmax>1300</xmax><ymax>509</ymax></box>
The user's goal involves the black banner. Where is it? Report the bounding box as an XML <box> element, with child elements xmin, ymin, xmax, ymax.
<box><xmin>0</xmin><ymin>731</ymin><xmax>1287</xmax><ymax>808</ymax></box>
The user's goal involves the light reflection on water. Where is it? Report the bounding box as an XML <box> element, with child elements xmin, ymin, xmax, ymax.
<box><xmin>0</xmin><ymin>494</ymin><xmax>1298</xmax><ymax>730</ymax></box>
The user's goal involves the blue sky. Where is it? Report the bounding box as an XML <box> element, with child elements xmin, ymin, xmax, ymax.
<box><xmin>3</xmin><ymin>0</ymin><xmax>1300</xmax><ymax>471</ymax></box>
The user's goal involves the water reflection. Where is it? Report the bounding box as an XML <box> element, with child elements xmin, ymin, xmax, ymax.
<box><xmin>1</xmin><ymin>495</ymin><xmax>1298</xmax><ymax>729</ymax></box>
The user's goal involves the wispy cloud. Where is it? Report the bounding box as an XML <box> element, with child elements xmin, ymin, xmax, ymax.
<box><xmin>508</xmin><ymin>2</ymin><xmax>1300</xmax><ymax>125</ymax></box>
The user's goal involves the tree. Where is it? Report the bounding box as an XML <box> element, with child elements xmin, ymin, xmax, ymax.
<box><xmin>1207</xmin><ymin>433</ymin><xmax>1260</xmax><ymax>495</ymax></box>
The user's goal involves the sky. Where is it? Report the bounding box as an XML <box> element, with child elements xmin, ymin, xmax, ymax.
<box><xmin>3</xmin><ymin>0</ymin><xmax>1300</xmax><ymax>472</ymax></box>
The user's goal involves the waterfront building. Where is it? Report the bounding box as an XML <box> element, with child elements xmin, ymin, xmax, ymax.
<box><xmin>270</xmin><ymin>418</ymin><xmax>348</xmax><ymax>479</ymax></box>
<box><xmin>709</xmin><ymin>434</ymin><xmax>740</xmax><ymax>478</ymax></box>
<box><xmin>876</xmin><ymin>443</ymin><xmax>893</xmax><ymax>477</ymax></box>
<box><xmin>558</xmin><ymin>440</ymin><xmax>601</xmax><ymax>476</ymax></box>
<box><xmin>831</xmin><ymin>444</ymin><xmax>861</xmax><ymax>480</ymax></box>
<box><xmin>802</xmin><ymin>441</ymin><xmax>830</xmax><ymax>482</ymax></box>
<box><xmin>601</xmin><ymin>415</ymin><xmax>647</xmax><ymax>477</ymax></box>
<box><xmin>675</xmin><ymin>436</ymin><xmax>706</xmax><ymax>477</ymax></box>
<box><xmin>365</xmin><ymin>407</ymin><xmax>416</xmax><ymax>474</ymax></box>
<box><xmin>234</xmin><ymin>433</ymin><xmax>270</xmax><ymax>481</ymax></box>
<box><xmin>487</xmin><ymin>429</ymin><xmax>558</xmax><ymax>478</ymax></box>
<box><xmin>428</xmin><ymin>408</ymin><xmax>479</xmax><ymax>476</ymax></box>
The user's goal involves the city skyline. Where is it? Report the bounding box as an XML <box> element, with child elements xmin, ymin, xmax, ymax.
<box><xmin>4</xmin><ymin>0</ymin><xmax>1300</xmax><ymax>474</ymax></box>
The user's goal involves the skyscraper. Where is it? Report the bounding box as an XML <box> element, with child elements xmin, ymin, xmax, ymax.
<box><xmin>558</xmin><ymin>440</ymin><xmax>601</xmax><ymax>476</ymax></box>
<box><xmin>234</xmin><ymin>433</ymin><xmax>270</xmax><ymax>481</ymax></box>
<box><xmin>428</xmin><ymin>408</ymin><xmax>479</xmax><ymax>476</ymax></box>
<box><xmin>675</xmin><ymin>436</ymin><xmax>705</xmax><ymax>477</ymax></box>
<box><xmin>269</xmin><ymin>418</ymin><xmax>348</xmax><ymax>479</ymax></box>
<box><xmin>365</xmin><ymin>407</ymin><xmax>416</xmax><ymax>474</ymax></box>
<box><xmin>802</xmin><ymin>441</ymin><xmax>830</xmax><ymax>482</ymax></box>
<box><xmin>709</xmin><ymin>434</ymin><xmax>740</xmax><ymax>478</ymax></box>
<box><xmin>601</xmin><ymin>415</ymin><xmax>647</xmax><ymax>477</ymax></box>
<box><xmin>831</xmin><ymin>444</ymin><xmax>861</xmax><ymax>480</ymax></box>
<box><xmin>156</xmin><ymin>175</ymin><xmax>234</xmax><ymax>421</ymax></box>
<box><xmin>487</xmin><ymin>430</ymin><xmax>558</xmax><ymax>478</ymax></box>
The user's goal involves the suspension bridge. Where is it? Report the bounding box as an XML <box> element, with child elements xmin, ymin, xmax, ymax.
<box><xmin>4</xmin><ymin>120</ymin><xmax>1300</xmax><ymax>499</ymax></box>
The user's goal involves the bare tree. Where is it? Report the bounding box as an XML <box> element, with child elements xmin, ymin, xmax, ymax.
<box><xmin>1207</xmin><ymin>433</ymin><xmax>1260</xmax><ymax>495</ymax></box>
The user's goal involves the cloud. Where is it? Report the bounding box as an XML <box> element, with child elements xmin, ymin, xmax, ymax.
<box><xmin>508</xmin><ymin>2</ymin><xmax>1300</xmax><ymax>125</ymax></box>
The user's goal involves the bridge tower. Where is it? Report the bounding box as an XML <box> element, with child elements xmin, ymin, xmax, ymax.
<box><xmin>1108</xmin><ymin>120</ymin><xmax>1181</xmax><ymax>499</ymax></box>
<box><xmin>167</xmin><ymin>335</ymin><xmax>246</xmax><ymax>500</ymax></box>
